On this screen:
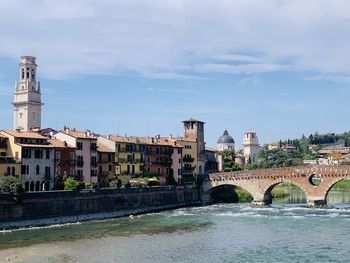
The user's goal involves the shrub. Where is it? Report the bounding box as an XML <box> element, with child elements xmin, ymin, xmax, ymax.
<box><xmin>0</xmin><ymin>176</ymin><xmax>23</xmax><ymax>200</ymax></box>
<box><xmin>64</xmin><ymin>177</ymin><xmax>80</xmax><ymax>191</ymax></box>
<box><xmin>84</xmin><ymin>183</ymin><xmax>93</xmax><ymax>189</ymax></box>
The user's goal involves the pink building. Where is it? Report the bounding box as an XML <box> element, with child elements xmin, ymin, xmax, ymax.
<box><xmin>55</xmin><ymin>128</ymin><xmax>97</xmax><ymax>183</ymax></box>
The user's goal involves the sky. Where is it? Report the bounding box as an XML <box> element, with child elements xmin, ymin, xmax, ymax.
<box><xmin>1</xmin><ymin>0</ymin><xmax>350</xmax><ymax>147</ymax></box>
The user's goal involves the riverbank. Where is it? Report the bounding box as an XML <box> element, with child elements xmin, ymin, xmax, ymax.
<box><xmin>0</xmin><ymin>186</ymin><xmax>200</xmax><ymax>229</ymax></box>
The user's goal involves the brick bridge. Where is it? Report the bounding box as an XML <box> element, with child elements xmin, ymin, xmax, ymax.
<box><xmin>201</xmin><ymin>165</ymin><xmax>350</xmax><ymax>206</ymax></box>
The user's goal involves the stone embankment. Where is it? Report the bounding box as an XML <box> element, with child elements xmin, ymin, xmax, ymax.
<box><xmin>0</xmin><ymin>186</ymin><xmax>200</xmax><ymax>229</ymax></box>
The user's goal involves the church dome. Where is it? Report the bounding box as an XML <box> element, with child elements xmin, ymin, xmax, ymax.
<box><xmin>217</xmin><ymin>129</ymin><xmax>235</xmax><ymax>144</ymax></box>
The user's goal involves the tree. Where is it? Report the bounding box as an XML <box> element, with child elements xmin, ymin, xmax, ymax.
<box><xmin>64</xmin><ymin>177</ymin><xmax>80</xmax><ymax>191</ymax></box>
<box><xmin>0</xmin><ymin>176</ymin><xmax>23</xmax><ymax>200</ymax></box>
<box><xmin>222</xmin><ymin>150</ymin><xmax>241</xmax><ymax>172</ymax></box>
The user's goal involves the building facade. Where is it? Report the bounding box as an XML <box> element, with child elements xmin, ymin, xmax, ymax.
<box><xmin>182</xmin><ymin>118</ymin><xmax>206</xmax><ymax>176</ymax></box>
<box><xmin>55</xmin><ymin>129</ymin><xmax>98</xmax><ymax>183</ymax></box>
<box><xmin>13</xmin><ymin>56</ymin><xmax>43</xmax><ymax>131</ymax></box>
<box><xmin>0</xmin><ymin>130</ymin><xmax>55</xmax><ymax>191</ymax></box>
<box><xmin>243</xmin><ymin>131</ymin><xmax>260</xmax><ymax>164</ymax></box>
<box><xmin>0</xmin><ymin>134</ymin><xmax>21</xmax><ymax>178</ymax></box>
<box><xmin>142</xmin><ymin>137</ymin><xmax>172</xmax><ymax>184</ymax></box>
<box><xmin>97</xmin><ymin>140</ymin><xmax>116</xmax><ymax>186</ymax></box>
<box><xmin>49</xmin><ymin>139</ymin><xmax>76</xmax><ymax>189</ymax></box>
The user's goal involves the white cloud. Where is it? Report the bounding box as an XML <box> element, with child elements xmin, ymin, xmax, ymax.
<box><xmin>305</xmin><ymin>74</ymin><xmax>350</xmax><ymax>84</ymax></box>
<box><xmin>195</xmin><ymin>63</ymin><xmax>290</xmax><ymax>74</ymax></box>
<box><xmin>0</xmin><ymin>0</ymin><xmax>350</xmax><ymax>79</ymax></box>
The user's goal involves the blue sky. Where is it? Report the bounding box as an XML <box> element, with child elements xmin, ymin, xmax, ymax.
<box><xmin>1</xmin><ymin>0</ymin><xmax>350</xmax><ymax>147</ymax></box>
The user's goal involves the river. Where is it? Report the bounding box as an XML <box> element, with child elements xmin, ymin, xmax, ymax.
<box><xmin>1</xmin><ymin>189</ymin><xmax>350</xmax><ymax>263</ymax></box>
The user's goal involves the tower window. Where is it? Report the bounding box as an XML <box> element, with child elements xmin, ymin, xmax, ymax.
<box><xmin>31</xmin><ymin>69</ymin><xmax>35</xmax><ymax>80</ymax></box>
<box><xmin>26</xmin><ymin>68</ymin><xmax>29</xmax><ymax>79</ymax></box>
<box><xmin>22</xmin><ymin>69</ymin><xmax>25</xmax><ymax>79</ymax></box>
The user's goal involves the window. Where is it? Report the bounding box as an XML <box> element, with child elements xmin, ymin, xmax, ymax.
<box><xmin>7</xmin><ymin>167</ymin><xmax>10</xmax><ymax>176</ymax></box>
<box><xmin>22</xmin><ymin>69</ymin><xmax>25</xmax><ymax>79</ymax></box>
<box><xmin>36</xmin><ymin>165</ymin><xmax>40</xmax><ymax>175</ymax></box>
<box><xmin>45</xmin><ymin>166</ymin><xmax>51</xmax><ymax>177</ymax></box>
<box><xmin>22</xmin><ymin>149</ymin><xmax>32</xmax><ymax>158</ymax></box>
<box><xmin>26</xmin><ymin>68</ymin><xmax>29</xmax><ymax>79</ymax></box>
<box><xmin>178</xmin><ymin>149</ymin><xmax>181</xmax><ymax>154</ymax></box>
<box><xmin>77</xmin><ymin>155</ymin><xmax>84</xmax><ymax>167</ymax></box>
<box><xmin>77</xmin><ymin>142</ymin><xmax>83</xmax><ymax>150</ymax></box>
<box><xmin>91</xmin><ymin>169</ymin><xmax>97</xmax><ymax>177</ymax></box>
<box><xmin>178</xmin><ymin>169</ymin><xmax>182</xmax><ymax>175</ymax></box>
<box><xmin>157</xmin><ymin>168</ymin><xmax>161</xmax><ymax>175</ymax></box>
<box><xmin>91</xmin><ymin>156</ymin><xmax>97</xmax><ymax>167</ymax></box>
<box><xmin>46</xmin><ymin>149</ymin><xmax>50</xmax><ymax>159</ymax></box>
<box><xmin>34</xmin><ymin>149</ymin><xmax>43</xmax><ymax>159</ymax></box>
<box><xmin>11</xmin><ymin>167</ymin><xmax>15</xmax><ymax>176</ymax></box>
<box><xmin>55</xmin><ymin>151</ymin><xmax>60</xmax><ymax>160</ymax></box>
<box><xmin>179</xmin><ymin>159</ymin><xmax>181</xmax><ymax>164</ymax></box>
<box><xmin>109</xmin><ymin>164</ymin><xmax>112</xmax><ymax>171</ymax></box>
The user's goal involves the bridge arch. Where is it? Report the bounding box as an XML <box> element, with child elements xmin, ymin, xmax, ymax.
<box><xmin>208</xmin><ymin>184</ymin><xmax>254</xmax><ymax>203</ymax></box>
<box><xmin>323</xmin><ymin>178</ymin><xmax>350</xmax><ymax>204</ymax></box>
<box><xmin>262</xmin><ymin>181</ymin><xmax>308</xmax><ymax>204</ymax></box>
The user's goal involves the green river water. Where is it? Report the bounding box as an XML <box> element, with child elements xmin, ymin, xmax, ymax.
<box><xmin>0</xmin><ymin>189</ymin><xmax>350</xmax><ymax>263</ymax></box>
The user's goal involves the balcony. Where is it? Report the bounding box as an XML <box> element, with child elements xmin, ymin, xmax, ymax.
<box><xmin>183</xmin><ymin>157</ymin><xmax>195</xmax><ymax>163</ymax></box>
<box><xmin>0</xmin><ymin>143</ymin><xmax>7</xmax><ymax>149</ymax></box>
<box><xmin>182</xmin><ymin>166</ymin><xmax>196</xmax><ymax>174</ymax></box>
<box><xmin>0</xmin><ymin>156</ymin><xmax>16</xmax><ymax>164</ymax></box>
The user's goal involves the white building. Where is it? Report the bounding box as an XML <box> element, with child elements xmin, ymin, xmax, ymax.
<box><xmin>217</xmin><ymin>129</ymin><xmax>235</xmax><ymax>152</ymax></box>
<box><xmin>0</xmin><ymin>130</ymin><xmax>55</xmax><ymax>191</ymax></box>
<box><xmin>13</xmin><ymin>56</ymin><xmax>43</xmax><ymax>131</ymax></box>
<box><xmin>243</xmin><ymin>131</ymin><xmax>260</xmax><ymax>165</ymax></box>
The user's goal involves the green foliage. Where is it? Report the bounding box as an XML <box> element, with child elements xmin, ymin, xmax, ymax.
<box><xmin>109</xmin><ymin>180</ymin><xmax>117</xmax><ymax>188</ymax></box>
<box><xmin>235</xmin><ymin>187</ymin><xmax>253</xmax><ymax>203</ymax></box>
<box><xmin>0</xmin><ymin>176</ymin><xmax>23</xmax><ymax>200</ymax></box>
<box><xmin>84</xmin><ymin>183</ymin><xmax>93</xmax><ymax>189</ymax></box>
<box><xmin>271</xmin><ymin>188</ymin><xmax>290</xmax><ymax>199</ymax></box>
<box><xmin>64</xmin><ymin>177</ymin><xmax>80</xmax><ymax>191</ymax></box>
<box><xmin>223</xmin><ymin>150</ymin><xmax>242</xmax><ymax>172</ymax></box>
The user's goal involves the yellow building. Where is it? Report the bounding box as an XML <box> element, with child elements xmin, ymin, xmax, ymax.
<box><xmin>0</xmin><ymin>134</ymin><xmax>21</xmax><ymax>177</ymax></box>
<box><xmin>98</xmin><ymin>135</ymin><xmax>145</xmax><ymax>177</ymax></box>
<box><xmin>175</xmin><ymin>138</ymin><xmax>198</xmax><ymax>183</ymax></box>
<box><xmin>97</xmin><ymin>141</ymin><xmax>116</xmax><ymax>186</ymax></box>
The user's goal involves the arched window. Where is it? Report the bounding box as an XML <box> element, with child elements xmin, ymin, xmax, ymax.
<box><xmin>7</xmin><ymin>167</ymin><xmax>10</xmax><ymax>176</ymax></box>
<box><xmin>12</xmin><ymin>167</ymin><xmax>15</xmax><ymax>176</ymax></box>
<box><xmin>25</xmin><ymin>181</ymin><xmax>29</xmax><ymax>191</ymax></box>
<box><xmin>36</xmin><ymin>165</ymin><xmax>40</xmax><ymax>175</ymax></box>
<box><xmin>26</xmin><ymin>68</ymin><xmax>29</xmax><ymax>79</ymax></box>
<box><xmin>31</xmin><ymin>69</ymin><xmax>35</xmax><ymax>80</ymax></box>
<box><xmin>30</xmin><ymin>181</ymin><xmax>35</xmax><ymax>191</ymax></box>
<box><xmin>35</xmin><ymin>181</ymin><xmax>40</xmax><ymax>191</ymax></box>
<box><xmin>22</xmin><ymin>69</ymin><xmax>25</xmax><ymax>79</ymax></box>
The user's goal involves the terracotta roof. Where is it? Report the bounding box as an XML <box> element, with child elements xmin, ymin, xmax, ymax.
<box><xmin>0</xmin><ymin>133</ymin><xmax>7</xmax><ymax>138</ymax></box>
<box><xmin>205</xmin><ymin>147</ymin><xmax>218</xmax><ymax>152</ymax></box>
<box><xmin>106</xmin><ymin>135</ymin><xmax>142</xmax><ymax>143</ymax></box>
<box><xmin>97</xmin><ymin>141</ymin><xmax>114</xmax><ymax>153</ymax></box>
<box><xmin>1</xmin><ymin>130</ymin><xmax>48</xmax><ymax>139</ymax></box>
<box><xmin>62</xmin><ymin>129</ymin><xmax>97</xmax><ymax>140</ymax></box>
<box><xmin>174</xmin><ymin>137</ymin><xmax>197</xmax><ymax>143</ymax></box>
<box><xmin>49</xmin><ymin>139</ymin><xmax>75</xmax><ymax>148</ymax></box>
<box><xmin>16</xmin><ymin>143</ymin><xmax>53</xmax><ymax>148</ymax></box>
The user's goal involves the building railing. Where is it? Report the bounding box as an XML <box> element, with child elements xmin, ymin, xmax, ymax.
<box><xmin>0</xmin><ymin>156</ymin><xmax>16</xmax><ymax>164</ymax></box>
<box><xmin>183</xmin><ymin>157</ymin><xmax>195</xmax><ymax>163</ymax></box>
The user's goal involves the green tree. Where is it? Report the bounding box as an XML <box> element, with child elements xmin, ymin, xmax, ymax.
<box><xmin>0</xmin><ymin>176</ymin><xmax>23</xmax><ymax>200</ymax></box>
<box><xmin>223</xmin><ymin>150</ymin><xmax>242</xmax><ymax>172</ymax></box>
<box><xmin>64</xmin><ymin>177</ymin><xmax>80</xmax><ymax>191</ymax></box>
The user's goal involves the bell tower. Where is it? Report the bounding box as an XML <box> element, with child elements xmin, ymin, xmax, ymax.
<box><xmin>183</xmin><ymin>118</ymin><xmax>206</xmax><ymax>175</ymax></box>
<box><xmin>13</xmin><ymin>56</ymin><xmax>43</xmax><ymax>131</ymax></box>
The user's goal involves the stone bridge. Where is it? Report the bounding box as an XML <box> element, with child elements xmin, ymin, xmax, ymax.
<box><xmin>201</xmin><ymin>165</ymin><xmax>350</xmax><ymax>206</ymax></box>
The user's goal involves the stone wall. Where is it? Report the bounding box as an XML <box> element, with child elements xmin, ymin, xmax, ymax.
<box><xmin>0</xmin><ymin>186</ymin><xmax>199</xmax><ymax>227</ymax></box>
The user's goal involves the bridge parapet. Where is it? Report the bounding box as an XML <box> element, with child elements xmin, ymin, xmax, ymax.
<box><xmin>203</xmin><ymin>165</ymin><xmax>350</xmax><ymax>207</ymax></box>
